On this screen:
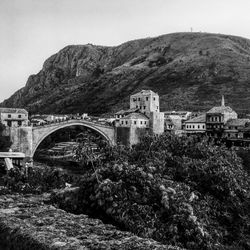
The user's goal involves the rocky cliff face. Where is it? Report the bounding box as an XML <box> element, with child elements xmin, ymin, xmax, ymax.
<box><xmin>2</xmin><ymin>32</ymin><xmax>250</xmax><ymax>114</ymax></box>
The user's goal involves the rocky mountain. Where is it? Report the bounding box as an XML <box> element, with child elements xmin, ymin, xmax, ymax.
<box><xmin>2</xmin><ymin>32</ymin><xmax>250</xmax><ymax>115</ymax></box>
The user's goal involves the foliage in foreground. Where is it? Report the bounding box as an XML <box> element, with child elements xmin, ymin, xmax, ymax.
<box><xmin>3</xmin><ymin>166</ymin><xmax>71</xmax><ymax>193</ymax></box>
<box><xmin>73</xmin><ymin>134</ymin><xmax>250</xmax><ymax>250</ymax></box>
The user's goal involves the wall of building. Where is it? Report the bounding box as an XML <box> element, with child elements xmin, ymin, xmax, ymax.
<box><xmin>116</xmin><ymin>126</ymin><xmax>148</xmax><ymax>146</ymax></box>
<box><xmin>116</xmin><ymin>127</ymin><xmax>130</xmax><ymax>146</ymax></box>
<box><xmin>185</xmin><ymin>123</ymin><xmax>206</xmax><ymax>131</ymax></box>
<box><xmin>130</xmin><ymin>93</ymin><xmax>159</xmax><ymax>116</ymax></box>
<box><xmin>224</xmin><ymin>112</ymin><xmax>238</xmax><ymax>123</ymax></box>
<box><xmin>149</xmin><ymin>112</ymin><xmax>164</xmax><ymax>134</ymax></box>
<box><xmin>0</xmin><ymin>113</ymin><xmax>28</xmax><ymax>127</ymax></box>
<box><xmin>117</xmin><ymin>118</ymin><xmax>149</xmax><ymax>128</ymax></box>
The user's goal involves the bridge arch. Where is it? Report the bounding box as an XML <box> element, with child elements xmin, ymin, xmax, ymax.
<box><xmin>32</xmin><ymin>121</ymin><xmax>114</xmax><ymax>158</ymax></box>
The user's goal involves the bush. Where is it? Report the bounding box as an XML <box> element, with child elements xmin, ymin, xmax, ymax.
<box><xmin>3</xmin><ymin>166</ymin><xmax>71</xmax><ymax>193</ymax></box>
<box><xmin>68</xmin><ymin>134</ymin><xmax>250</xmax><ymax>250</ymax></box>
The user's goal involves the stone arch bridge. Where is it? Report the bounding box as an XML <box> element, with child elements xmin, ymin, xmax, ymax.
<box><xmin>9</xmin><ymin>119</ymin><xmax>116</xmax><ymax>159</ymax></box>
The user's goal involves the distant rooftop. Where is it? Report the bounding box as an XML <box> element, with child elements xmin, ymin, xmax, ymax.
<box><xmin>225</xmin><ymin>118</ymin><xmax>250</xmax><ymax>127</ymax></box>
<box><xmin>0</xmin><ymin>108</ymin><xmax>28</xmax><ymax>115</ymax></box>
<box><xmin>123</xmin><ymin>112</ymin><xmax>149</xmax><ymax>120</ymax></box>
<box><xmin>207</xmin><ymin>95</ymin><xmax>236</xmax><ymax>114</ymax></box>
<box><xmin>164</xmin><ymin>111</ymin><xmax>191</xmax><ymax>115</ymax></box>
<box><xmin>115</xmin><ymin>108</ymin><xmax>139</xmax><ymax>115</ymax></box>
<box><xmin>185</xmin><ymin>114</ymin><xmax>206</xmax><ymax>123</ymax></box>
<box><xmin>207</xmin><ymin>106</ymin><xmax>235</xmax><ymax>114</ymax></box>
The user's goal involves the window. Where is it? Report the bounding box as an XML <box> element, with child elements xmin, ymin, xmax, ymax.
<box><xmin>144</xmin><ymin>121</ymin><xmax>147</xmax><ymax>124</ymax></box>
<box><xmin>157</xmin><ymin>106</ymin><xmax>159</xmax><ymax>109</ymax></box>
<box><xmin>134</xmin><ymin>121</ymin><xmax>136</xmax><ymax>125</ymax></box>
<box><xmin>133</xmin><ymin>98</ymin><xmax>136</xmax><ymax>102</ymax></box>
<box><xmin>7</xmin><ymin>121</ymin><xmax>12</xmax><ymax>127</ymax></box>
<box><xmin>8</xmin><ymin>114</ymin><xmax>11</xmax><ymax>118</ymax></box>
<box><xmin>18</xmin><ymin>121</ymin><xmax>22</xmax><ymax>126</ymax></box>
<box><xmin>146</xmin><ymin>97</ymin><xmax>149</xmax><ymax>101</ymax></box>
<box><xmin>126</xmin><ymin>121</ymin><xmax>128</xmax><ymax>125</ymax></box>
<box><xmin>140</xmin><ymin>121</ymin><xmax>143</xmax><ymax>125</ymax></box>
<box><xmin>18</xmin><ymin>115</ymin><xmax>22</xmax><ymax>118</ymax></box>
<box><xmin>121</xmin><ymin>121</ymin><xmax>124</xmax><ymax>124</ymax></box>
<box><xmin>198</xmin><ymin>125</ymin><xmax>200</xmax><ymax>129</ymax></box>
<box><xmin>193</xmin><ymin>125</ymin><xmax>195</xmax><ymax>129</ymax></box>
<box><xmin>203</xmin><ymin>125</ymin><xmax>205</xmax><ymax>129</ymax></box>
<box><xmin>153</xmin><ymin>97</ymin><xmax>156</xmax><ymax>101</ymax></box>
<box><xmin>140</xmin><ymin>106</ymin><xmax>142</xmax><ymax>109</ymax></box>
<box><xmin>136</xmin><ymin>105</ymin><xmax>138</xmax><ymax>108</ymax></box>
<box><xmin>144</xmin><ymin>106</ymin><xmax>146</xmax><ymax>109</ymax></box>
<box><xmin>138</xmin><ymin>98</ymin><xmax>140</xmax><ymax>101</ymax></box>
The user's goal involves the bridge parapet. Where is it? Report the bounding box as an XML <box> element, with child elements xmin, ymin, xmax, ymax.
<box><xmin>32</xmin><ymin>119</ymin><xmax>114</xmax><ymax>130</ymax></box>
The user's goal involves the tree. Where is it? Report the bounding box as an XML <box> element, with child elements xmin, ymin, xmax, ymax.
<box><xmin>70</xmin><ymin>134</ymin><xmax>250</xmax><ymax>250</ymax></box>
<box><xmin>0</xmin><ymin>123</ymin><xmax>11</xmax><ymax>151</ymax></box>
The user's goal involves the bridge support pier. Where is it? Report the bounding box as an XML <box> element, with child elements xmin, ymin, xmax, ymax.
<box><xmin>9</xmin><ymin>127</ymin><xmax>33</xmax><ymax>159</ymax></box>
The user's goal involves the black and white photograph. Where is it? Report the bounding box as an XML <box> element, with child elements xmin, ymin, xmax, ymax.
<box><xmin>0</xmin><ymin>0</ymin><xmax>250</xmax><ymax>249</ymax></box>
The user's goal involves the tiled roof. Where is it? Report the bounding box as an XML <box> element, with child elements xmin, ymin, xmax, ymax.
<box><xmin>0</xmin><ymin>108</ymin><xmax>28</xmax><ymax>114</ymax></box>
<box><xmin>122</xmin><ymin>112</ymin><xmax>149</xmax><ymax>120</ymax></box>
<box><xmin>225</xmin><ymin>119</ymin><xmax>250</xmax><ymax>127</ymax></box>
<box><xmin>164</xmin><ymin>111</ymin><xmax>190</xmax><ymax>116</ymax></box>
<box><xmin>115</xmin><ymin>108</ymin><xmax>139</xmax><ymax>115</ymax></box>
<box><xmin>131</xmin><ymin>89</ymin><xmax>157</xmax><ymax>96</ymax></box>
<box><xmin>185</xmin><ymin>114</ymin><xmax>206</xmax><ymax>123</ymax></box>
<box><xmin>207</xmin><ymin>106</ymin><xmax>235</xmax><ymax>113</ymax></box>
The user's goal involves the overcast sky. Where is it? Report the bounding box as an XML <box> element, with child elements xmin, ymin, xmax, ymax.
<box><xmin>1</xmin><ymin>0</ymin><xmax>250</xmax><ymax>102</ymax></box>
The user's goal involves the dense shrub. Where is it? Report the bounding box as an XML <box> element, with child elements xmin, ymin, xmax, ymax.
<box><xmin>3</xmin><ymin>166</ymin><xmax>72</xmax><ymax>193</ymax></box>
<box><xmin>70</xmin><ymin>134</ymin><xmax>250</xmax><ymax>250</ymax></box>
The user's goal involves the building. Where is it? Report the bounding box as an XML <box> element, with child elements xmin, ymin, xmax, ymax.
<box><xmin>114</xmin><ymin>108</ymin><xmax>139</xmax><ymax>119</ymax></box>
<box><xmin>206</xmin><ymin>96</ymin><xmax>237</xmax><ymax>137</ymax></box>
<box><xmin>116</xmin><ymin>90</ymin><xmax>164</xmax><ymax>146</ymax></box>
<box><xmin>184</xmin><ymin>114</ymin><xmax>206</xmax><ymax>134</ymax></box>
<box><xmin>116</xmin><ymin>112</ymin><xmax>149</xmax><ymax>146</ymax></box>
<box><xmin>164</xmin><ymin>111</ymin><xmax>192</xmax><ymax>120</ymax></box>
<box><xmin>130</xmin><ymin>90</ymin><xmax>159</xmax><ymax>117</ymax></box>
<box><xmin>223</xmin><ymin>119</ymin><xmax>250</xmax><ymax>140</ymax></box>
<box><xmin>0</xmin><ymin>108</ymin><xmax>28</xmax><ymax>127</ymax></box>
<box><xmin>164</xmin><ymin>111</ymin><xmax>192</xmax><ymax>130</ymax></box>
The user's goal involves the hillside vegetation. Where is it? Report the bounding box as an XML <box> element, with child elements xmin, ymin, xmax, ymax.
<box><xmin>2</xmin><ymin>32</ymin><xmax>250</xmax><ymax>114</ymax></box>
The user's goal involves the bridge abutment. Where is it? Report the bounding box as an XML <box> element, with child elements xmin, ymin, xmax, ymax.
<box><xmin>9</xmin><ymin>126</ymin><xmax>33</xmax><ymax>159</ymax></box>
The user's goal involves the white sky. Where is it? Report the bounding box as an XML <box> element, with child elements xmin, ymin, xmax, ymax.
<box><xmin>1</xmin><ymin>0</ymin><xmax>250</xmax><ymax>102</ymax></box>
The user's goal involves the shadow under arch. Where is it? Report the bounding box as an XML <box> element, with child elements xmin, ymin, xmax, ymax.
<box><xmin>31</xmin><ymin>122</ymin><xmax>113</xmax><ymax>158</ymax></box>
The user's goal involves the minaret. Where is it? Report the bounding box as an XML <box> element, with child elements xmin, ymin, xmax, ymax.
<box><xmin>221</xmin><ymin>95</ymin><xmax>225</xmax><ymax>106</ymax></box>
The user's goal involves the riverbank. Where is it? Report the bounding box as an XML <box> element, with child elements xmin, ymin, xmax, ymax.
<box><xmin>0</xmin><ymin>188</ymin><xmax>182</xmax><ymax>250</ymax></box>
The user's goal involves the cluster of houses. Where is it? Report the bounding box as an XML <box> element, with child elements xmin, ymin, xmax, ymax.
<box><xmin>114</xmin><ymin>90</ymin><xmax>250</xmax><ymax>145</ymax></box>
<box><xmin>1</xmin><ymin>89</ymin><xmax>250</xmax><ymax>146</ymax></box>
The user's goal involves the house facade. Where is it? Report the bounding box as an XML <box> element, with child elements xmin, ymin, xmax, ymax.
<box><xmin>223</xmin><ymin>119</ymin><xmax>250</xmax><ymax>140</ymax></box>
<box><xmin>130</xmin><ymin>90</ymin><xmax>159</xmax><ymax>117</ymax></box>
<box><xmin>0</xmin><ymin>108</ymin><xmax>28</xmax><ymax>127</ymax></box>
<box><xmin>184</xmin><ymin>114</ymin><xmax>206</xmax><ymax>134</ymax></box>
<box><xmin>206</xmin><ymin>96</ymin><xmax>237</xmax><ymax>137</ymax></box>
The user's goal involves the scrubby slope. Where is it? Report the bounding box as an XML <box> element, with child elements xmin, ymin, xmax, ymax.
<box><xmin>2</xmin><ymin>32</ymin><xmax>250</xmax><ymax>114</ymax></box>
